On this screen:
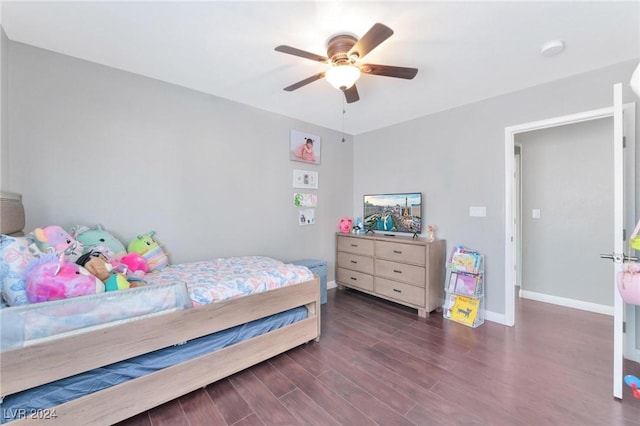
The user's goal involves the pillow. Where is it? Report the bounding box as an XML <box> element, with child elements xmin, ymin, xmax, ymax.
<box><xmin>0</xmin><ymin>235</ymin><xmax>40</xmax><ymax>306</ymax></box>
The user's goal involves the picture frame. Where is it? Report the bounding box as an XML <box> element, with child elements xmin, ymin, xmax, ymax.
<box><xmin>298</xmin><ymin>208</ymin><xmax>315</xmax><ymax>225</ymax></box>
<box><xmin>290</xmin><ymin>129</ymin><xmax>321</xmax><ymax>165</ymax></box>
<box><xmin>292</xmin><ymin>169</ymin><xmax>318</xmax><ymax>189</ymax></box>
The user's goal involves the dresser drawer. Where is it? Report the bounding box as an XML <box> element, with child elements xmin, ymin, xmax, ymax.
<box><xmin>375</xmin><ymin>259</ymin><xmax>425</xmax><ymax>287</ymax></box>
<box><xmin>375</xmin><ymin>277</ymin><xmax>425</xmax><ymax>307</ymax></box>
<box><xmin>375</xmin><ymin>241</ymin><xmax>425</xmax><ymax>265</ymax></box>
<box><xmin>337</xmin><ymin>236</ymin><xmax>374</xmax><ymax>257</ymax></box>
<box><xmin>337</xmin><ymin>252</ymin><xmax>374</xmax><ymax>274</ymax></box>
<box><xmin>337</xmin><ymin>267</ymin><xmax>374</xmax><ymax>292</ymax></box>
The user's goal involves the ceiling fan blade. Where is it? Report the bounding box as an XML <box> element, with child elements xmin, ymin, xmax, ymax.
<box><xmin>344</xmin><ymin>85</ymin><xmax>360</xmax><ymax>103</ymax></box>
<box><xmin>283</xmin><ymin>72</ymin><xmax>326</xmax><ymax>91</ymax></box>
<box><xmin>360</xmin><ymin>64</ymin><xmax>418</xmax><ymax>79</ymax></box>
<box><xmin>275</xmin><ymin>45</ymin><xmax>329</xmax><ymax>63</ymax></box>
<box><xmin>348</xmin><ymin>23</ymin><xmax>394</xmax><ymax>59</ymax></box>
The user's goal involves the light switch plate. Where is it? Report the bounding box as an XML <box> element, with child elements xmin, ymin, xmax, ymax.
<box><xmin>470</xmin><ymin>206</ymin><xmax>487</xmax><ymax>217</ymax></box>
<box><xmin>532</xmin><ymin>209</ymin><xmax>541</xmax><ymax>219</ymax></box>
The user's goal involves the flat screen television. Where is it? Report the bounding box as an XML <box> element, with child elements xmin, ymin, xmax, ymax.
<box><xmin>363</xmin><ymin>192</ymin><xmax>422</xmax><ymax>235</ymax></box>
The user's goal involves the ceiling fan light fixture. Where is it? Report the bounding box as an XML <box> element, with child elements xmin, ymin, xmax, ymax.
<box><xmin>325</xmin><ymin>65</ymin><xmax>361</xmax><ymax>91</ymax></box>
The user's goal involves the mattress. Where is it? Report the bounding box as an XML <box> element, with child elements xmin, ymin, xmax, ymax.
<box><xmin>144</xmin><ymin>255</ymin><xmax>315</xmax><ymax>305</ymax></box>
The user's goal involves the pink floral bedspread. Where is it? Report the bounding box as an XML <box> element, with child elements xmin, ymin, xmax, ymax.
<box><xmin>143</xmin><ymin>256</ymin><xmax>314</xmax><ymax>306</ymax></box>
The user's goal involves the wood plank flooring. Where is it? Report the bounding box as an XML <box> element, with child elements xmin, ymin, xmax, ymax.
<box><xmin>117</xmin><ymin>287</ymin><xmax>640</xmax><ymax>425</ymax></box>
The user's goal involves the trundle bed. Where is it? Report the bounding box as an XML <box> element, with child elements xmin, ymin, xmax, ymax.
<box><xmin>0</xmin><ymin>193</ymin><xmax>321</xmax><ymax>424</ymax></box>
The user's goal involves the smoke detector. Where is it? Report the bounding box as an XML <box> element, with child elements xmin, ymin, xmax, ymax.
<box><xmin>541</xmin><ymin>40</ymin><xmax>565</xmax><ymax>57</ymax></box>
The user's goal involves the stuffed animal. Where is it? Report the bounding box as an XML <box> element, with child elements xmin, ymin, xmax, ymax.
<box><xmin>128</xmin><ymin>232</ymin><xmax>168</xmax><ymax>272</ymax></box>
<box><xmin>339</xmin><ymin>218</ymin><xmax>352</xmax><ymax>233</ymax></box>
<box><xmin>104</xmin><ymin>273</ymin><xmax>131</xmax><ymax>291</ymax></box>
<box><xmin>32</xmin><ymin>225</ymin><xmax>82</xmax><ymax>261</ymax></box>
<box><xmin>25</xmin><ymin>253</ymin><xmax>104</xmax><ymax>303</ymax></box>
<box><xmin>76</xmin><ymin>250</ymin><xmax>133</xmax><ymax>291</ymax></box>
<box><xmin>76</xmin><ymin>251</ymin><xmax>113</xmax><ymax>282</ymax></box>
<box><xmin>120</xmin><ymin>252</ymin><xmax>149</xmax><ymax>277</ymax></box>
<box><xmin>70</xmin><ymin>225</ymin><xmax>127</xmax><ymax>259</ymax></box>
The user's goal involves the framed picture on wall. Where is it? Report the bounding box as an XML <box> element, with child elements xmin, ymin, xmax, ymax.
<box><xmin>290</xmin><ymin>129</ymin><xmax>321</xmax><ymax>165</ymax></box>
<box><xmin>292</xmin><ymin>169</ymin><xmax>318</xmax><ymax>189</ymax></box>
<box><xmin>298</xmin><ymin>208</ymin><xmax>315</xmax><ymax>225</ymax></box>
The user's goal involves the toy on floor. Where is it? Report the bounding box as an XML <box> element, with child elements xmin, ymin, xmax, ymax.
<box><xmin>624</xmin><ymin>375</ymin><xmax>640</xmax><ymax>399</ymax></box>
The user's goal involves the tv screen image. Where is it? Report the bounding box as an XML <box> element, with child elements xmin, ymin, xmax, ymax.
<box><xmin>363</xmin><ymin>192</ymin><xmax>422</xmax><ymax>234</ymax></box>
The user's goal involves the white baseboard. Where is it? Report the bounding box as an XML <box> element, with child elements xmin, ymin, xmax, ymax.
<box><xmin>484</xmin><ymin>310</ymin><xmax>507</xmax><ymax>325</ymax></box>
<box><xmin>520</xmin><ymin>289</ymin><xmax>613</xmax><ymax>316</ymax></box>
<box><xmin>327</xmin><ymin>280</ymin><xmax>337</xmax><ymax>290</ymax></box>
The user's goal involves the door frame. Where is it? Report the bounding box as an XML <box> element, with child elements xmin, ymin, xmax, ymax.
<box><xmin>504</xmin><ymin>106</ymin><xmax>617</xmax><ymax>327</ymax></box>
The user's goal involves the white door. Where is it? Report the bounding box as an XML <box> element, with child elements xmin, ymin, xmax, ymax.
<box><xmin>612</xmin><ymin>83</ymin><xmax>624</xmax><ymax>399</ymax></box>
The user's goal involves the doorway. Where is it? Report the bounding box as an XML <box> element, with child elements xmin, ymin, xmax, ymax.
<box><xmin>514</xmin><ymin>118</ymin><xmax>614</xmax><ymax>313</ymax></box>
<box><xmin>504</xmin><ymin>106</ymin><xmax>627</xmax><ymax>326</ymax></box>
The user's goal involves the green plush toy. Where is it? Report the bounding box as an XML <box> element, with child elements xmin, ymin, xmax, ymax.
<box><xmin>104</xmin><ymin>273</ymin><xmax>131</xmax><ymax>292</ymax></box>
<box><xmin>128</xmin><ymin>232</ymin><xmax>169</xmax><ymax>272</ymax></box>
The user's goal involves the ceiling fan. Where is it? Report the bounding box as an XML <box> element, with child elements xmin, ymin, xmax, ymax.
<box><xmin>275</xmin><ymin>23</ymin><xmax>418</xmax><ymax>103</ymax></box>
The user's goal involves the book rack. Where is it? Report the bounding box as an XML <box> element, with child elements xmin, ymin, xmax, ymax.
<box><xmin>443</xmin><ymin>246</ymin><xmax>485</xmax><ymax>328</ymax></box>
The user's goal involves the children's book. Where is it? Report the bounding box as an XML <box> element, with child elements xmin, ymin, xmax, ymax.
<box><xmin>453</xmin><ymin>273</ymin><xmax>478</xmax><ymax>296</ymax></box>
<box><xmin>449</xmin><ymin>246</ymin><xmax>482</xmax><ymax>273</ymax></box>
<box><xmin>443</xmin><ymin>293</ymin><xmax>458</xmax><ymax>317</ymax></box>
<box><xmin>450</xmin><ymin>295</ymin><xmax>480</xmax><ymax>326</ymax></box>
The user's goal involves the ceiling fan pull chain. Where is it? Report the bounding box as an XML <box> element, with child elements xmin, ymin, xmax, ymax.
<box><xmin>341</xmin><ymin>98</ymin><xmax>346</xmax><ymax>143</ymax></box>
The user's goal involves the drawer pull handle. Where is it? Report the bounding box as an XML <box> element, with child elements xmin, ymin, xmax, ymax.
<box><xmin>351</xmin><ymin>244</ymin><xmax>358</xmax><ymax>247</ymax></box>
<box><xmin>393</xmin><ymin>269</ymin><xmax>403</xmax><ymax>274</ymax></box>
<box><xmin>393</xmin><ymin>250</ymin><xmax>402</xmax><ymax>254</ymax></box>
<box><xmin>350</xmin><ymin>260</ymin><xmax>357</xmax><ymax>264</ymax></box>
<box><xmin>393</xmin><ymin>288</ymin><xmax>402</xmax><ymax>293</ymax></box>
<box><xmin>350</xmin><ymin>277</ymin><xmax>358</xmax><ymax>281</ymax></box>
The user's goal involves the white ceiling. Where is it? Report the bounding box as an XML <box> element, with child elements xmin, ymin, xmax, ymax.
<box><xmin>2</xmin><ymin>1</ymin><xmax>639</xmax><ymax>135</ymax></box>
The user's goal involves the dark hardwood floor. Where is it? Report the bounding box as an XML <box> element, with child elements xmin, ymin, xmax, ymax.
<box><xmin>117</xmin><ymin>287</ymin><xmax>640</xmax><ymax>426</ymax></box>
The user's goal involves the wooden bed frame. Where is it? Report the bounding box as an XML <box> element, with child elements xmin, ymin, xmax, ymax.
<box><xmin>0</xmin><ymin>192</ymin><xmax>321</xmax><ymax>424</ymax></box>
<box><xmin>1</xmin><ymin>277</ymin><xmax>320</xmax><ymax>424</ymax></box>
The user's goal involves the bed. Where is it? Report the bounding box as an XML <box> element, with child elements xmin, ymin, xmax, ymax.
<box><xmin>0</xmin><ymin>192</ymin><xmax>321</xmax><ymax>424</ymax></box>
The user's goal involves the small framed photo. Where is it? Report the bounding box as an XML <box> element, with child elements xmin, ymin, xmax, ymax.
<box><xmin>290</xmin><ymin>129</ymin><xmax>321</xmax><ymax>165</ymax></box>
<box><xmin>293</xmin><ymin>169</ymin><xmax>318</xmax><ymax>189</ymax></box>
<box><xmin>298</xmin><ymin>208</ymin><xmax>315</xmax><ymax>225</ymax></box>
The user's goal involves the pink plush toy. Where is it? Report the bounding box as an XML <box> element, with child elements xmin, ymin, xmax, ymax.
<box><xmin>339</xmin><ymin>218</ymin><xmax>353</xmax><ymax>233</ymax></box>
<box><xmin>25</xmin><ymin>253</ymin><xmax>104</xmax><ymax>303</ymax></box>
<box><xmin>32</xmin><ymin>225</ymin><xmax>83</xmax><ymax>261</ymax></box>
<box><xmin>120</xmin><ymin>252</ymin><xmax>149</xmax><ymax>277</ymax></box>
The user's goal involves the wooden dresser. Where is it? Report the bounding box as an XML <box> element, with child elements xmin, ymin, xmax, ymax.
<box><xmin>335</xmin><ymin>233</ymin><xmax>446</xmax><ymax>317</ymax></box>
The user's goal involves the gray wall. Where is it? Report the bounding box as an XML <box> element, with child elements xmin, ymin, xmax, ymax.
<box><xmin>353</xmin><ymin>59</ymin><xmax>640</xmax><ymax>316</ymax></box>
<box><xmin>1</xmin><ymin>27</ymin><xmax>8</xmax><ymax>190</ymax></box>
<box><xmin>518</xmin><ymin>118</ymin><xmax>613</xmax><ymax>305</ymax></box>
<box><xmin>4</xmin><ymin>36</ymin><xmax>639</xmax><ymax>318</ymax></box>
<box><xmin>5</xmin><ymin>41</ymin><xmax>353</xmax><ymax>273</ymax></box>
